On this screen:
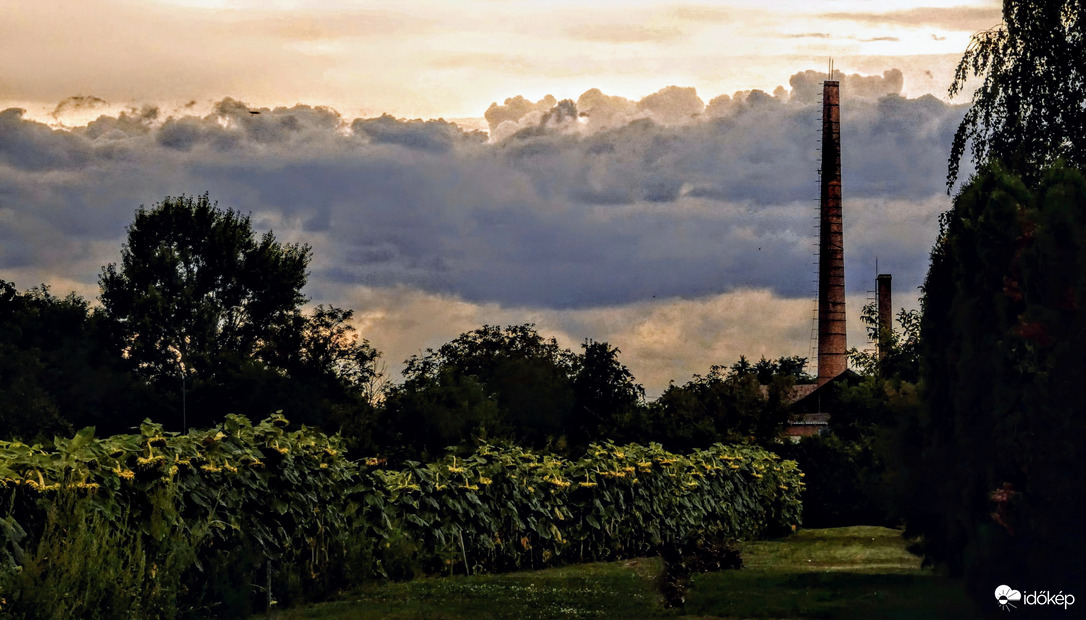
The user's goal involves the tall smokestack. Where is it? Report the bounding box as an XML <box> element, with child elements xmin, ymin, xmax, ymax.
<box><xmin>817</xmin><ymin>79</ymin><xmax>847</xmax><ymax>385</ymax></box>
<box><xmin>877</xmin><ymin>273</ymin><xmax>892</xmax><ymax>361</ymax></box>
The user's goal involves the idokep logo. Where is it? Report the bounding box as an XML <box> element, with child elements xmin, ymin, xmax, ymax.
<box><xmin>996</xmin><ymin>585</ymin><xmax>1022</xmax><ymax>611</ymax></box>
<box><xmin>995</xmin><ymin>585</ymin><xmax>1076</xmax><ymax>612</ymax></box>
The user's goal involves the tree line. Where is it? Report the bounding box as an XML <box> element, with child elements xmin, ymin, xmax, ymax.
<box><xmin>0</xmin><ymin>195</ymin><xmax>811</xmax><ymax>460</ymax></box>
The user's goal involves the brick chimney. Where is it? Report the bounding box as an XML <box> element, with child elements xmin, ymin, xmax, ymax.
<box><xmin>817</xmin><ymin>79</ymin><xmax>847</xmax><ymax>385</ymax></box>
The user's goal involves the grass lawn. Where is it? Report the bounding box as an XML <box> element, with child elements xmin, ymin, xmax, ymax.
<box><xmin>269</xmin><ymin>527</ymin><xmax>981</xmax><ymax>619</ymax></box>
<box><xmin>684</xmin><ymin>526</ymin><xmax>981</xmax><ymax>619</ymax></box>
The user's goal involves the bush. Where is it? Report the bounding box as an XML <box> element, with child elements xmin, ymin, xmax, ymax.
<box><xmin>775</xmin><ymin>435</ymin><xmax>885</xmax><ymax>528</ymax></box>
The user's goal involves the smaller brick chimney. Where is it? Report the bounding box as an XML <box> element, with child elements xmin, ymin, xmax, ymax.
<box><xmin>876</xmin><ymin>273</ymin><xmax>892</xmax><ymax>361</ymax></box>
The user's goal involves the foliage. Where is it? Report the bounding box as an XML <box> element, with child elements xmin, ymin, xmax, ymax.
<box><xmin>2</xmin><ymin>487</ymin><xmax>204</xmax><ymax>620</ymax></box>
<box><xmin>731</xmin><ymin>355</ymin><xmax>811</xmax><ymax>386</ymax></box>
<box><xmin>569</xmin><ymin>339</ymin><xmax>646</xmax><ymax>445</ymax></box>
<box><xmin>847</xmin><ymin>302</ymin><xmax>921</xmax><ymax>383</ymax></box>
<box><xmin>296</xmin><ymin>305</ymin><xmax>382</xmax><ymax>399</ymax></box>
<box><xmin>774</xmin><ymin>434</ymin><xmax>886</xmax><ymax>529</ymax></box>
<box><xmin>378</xmin><ymin>369</ymin><xmax>502</xmax><ymax>462</ymax></box>
<box><xmin>0</xmin><ymin>414</ymin><xmax>355</xmax><ymax>617</ymax></box>
<box><xmin>912</xmin><ymin>163</ymin><xmax>1086</xmax><ymax>601</ymax></box>
<box><xmin>380</xmin><ymin>325</ymin><xmax>644</xmax><ymax>458</ymax></box>
<box><xmin>0</xmin><ymin>282</ymin><xmax>157</xmax><ymax>440</ymax></box>
<box><xmin>0</xmin><ymin>420</ymin><xmax>801</xmax><ymax>617</ymax></box>
<box><xmin>948</xmin><ymin>0</ymin><xmax>1086</xmax><ymax>188</ymax></box>
<box><xmin>397</xmin><ymin>324</ymin><xmax>576</xmax><ymax>448</ymax></box>
<box><xmin>813</xmin><ymin>303</ymin><xmax>924</xmax><ymax>530</ymax></box>
<box><xmin>643</xmin><ymin>357</ymin><xmax>803</xmax><ymax>451</ymax></box>
<box><xmin>93</xmin><ymin>194</ymin><xmax>380</xmax><ymax>433</ymax></box>
<box><xmin>99</xmin><ymin>193</ymin><xmax>311</xmax><ymax>384</ymax></box>
<box><xmin>346</xmin><ymin>441</ymin><xmax>801</xmax><ymax>580</ymax></box>
<box><xmin>271</xmin><ymin>305</ymin><xmax>383</xmax><ymax>448</ymax></box>
<box><xmin>657</xmin><ymin>538</ymin><xmax>742</xmax><ymax>609</ymax></box>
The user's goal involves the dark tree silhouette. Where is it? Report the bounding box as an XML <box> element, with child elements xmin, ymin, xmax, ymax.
<box><xmin>99</xmin><ymin>193</ymin><xmax>311</xmax><ymax>386</ymax></box>
<box><xmin>916</xmin><ymin>163</ymin><xmax>1086</xmax><ymax>602</ymax></box>
<box><xmin>97</xmin><ymin>194</ymin><xmax>382</xmax><ymax>434</ymax></box>
<box><xmin>948</xmin><ymin>0</ymin><xmax>1086</xmax><ymax>189</ymax></box>
<box><xmin>0</xmin><ymin>282</ymin><xmax>156</xmax><ymax>439</ymax></box>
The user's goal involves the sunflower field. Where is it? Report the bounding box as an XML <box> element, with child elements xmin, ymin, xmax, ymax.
<box><xmin>0</xmin><ymin>414</ymin><xmax>802</xmax><ymax>618</ymax></box>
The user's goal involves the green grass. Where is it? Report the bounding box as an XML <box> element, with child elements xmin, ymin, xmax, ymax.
<box><xmin>269</xmin><ymin>527</ymin><xmax>980</xmax><ymax>619</ymax></box>
<box><xmin>270</xmin><ymin>559</ymin><xmax>669</xmax><ymax>619</ymax></box>
<box><xmin>684</xmin><ymin>527</ymin><xmax>981</xmax><ymax>619</ymax></box>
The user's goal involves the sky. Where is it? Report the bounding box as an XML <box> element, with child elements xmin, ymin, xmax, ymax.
<box><xmin>0</xmin><ymin>0</ymin><xmax>999</xmax><ymax>395</ymax></box>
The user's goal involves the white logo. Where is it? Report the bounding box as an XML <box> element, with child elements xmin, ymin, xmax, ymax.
<box><xmin>996</xmin><ymin>585</ymin><xmax>1076</xmax><ymax>611</ymax></box>
<box><xmin>996</xmin><ymin>585</ymin><xmax>1022</xmax><ymax>611</ymax></box>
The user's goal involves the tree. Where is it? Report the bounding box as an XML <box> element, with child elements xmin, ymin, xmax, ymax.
<box><xmin>380</xmin><ymin>325</ymin><xmax>577</xmax><ymax>455</ymax></box>
<box><xmin>912</xmin><ymin>163</ymin><xmax>1086</xmax><ymax>602</ymax></box>
<box><xmin>847</xmin><ymin>302</ymin><xmax>921</xmax><ymax>383</ymax></box>
<box><xmin>376</xmin><ymin>325</ymin><xmax>649</xmax><ymax>458</ymax></box>
<box><xmin>748</xmin><ymin>355</ymin><xmax>811</xmax><ymax>386</ymax></box>
<box><xmin>948</xmin><ymin>0</ymin><xmax>1086</xmax><ymax>189</ymax></box>
<box><xmin>98</xmin><ymin>194</ymin><xmax>319</xmax><ymax>430</ymax></box>
<box><xmin>99</xmin><ymin>194</ymin><xmax>311</xmax><ymax>385</ymax></box>
<box><xmin>272</xmin><ymin>305</ymin><xmax>383</xmax><ymax>448</ymax></box>
<box><xmin>0</xmin><ymin>281</ymin><xmax>156</xmax><ymax>439</ymax></box>
<box><xmin>569</xmin><ymin>340</ymin><xmax>645</xmax><ymax>444</ymax></box>
<box><xmin>378</xmin><ymin>369</ymin><xmax>501</xmax><ymax>461</ymax></box>
<box><xmin>645</xmin><ymin>357</ymin><xmax>800</xmax><ymax>452</ymax></box>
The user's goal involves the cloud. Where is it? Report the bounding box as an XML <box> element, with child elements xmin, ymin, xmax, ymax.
<box><xmin>485</xmin><ymin>95</ymin><xmax>559</xmax><ymax>136</ymax></box>
<box><xmin>51</xmin><ymin>95</ymin><xmax>109</xmax><ymax>120</ymax></box>
<box><xmin>637</xmin><ymin>86</ymin><xmax>705</xmax><ymax>124</ymax></box>
<box><xmin>576</xmin><ymin>89</ymin><xmax>638</xmax><ymax>132</ymax></box>
<box><xmin>83</xmin><ymin>105</ymin><xmax>160</xmax><ymax>139</ymax></box>
<box><xmin>567</xmin><ymin>23</ymin><xmax>684</xmax><ymax>44</ymax></box>
<box><xmin>823</xmin><ymin>6</ymin><xmax>1002</xmax><ymax>32</ymax></box>
<box><xmin>353</xmin><ymin>115</ymin><xmax>487</xmax><ymax>153</ymax></box>
<box><xmin>0</xmin><ymin>70</ymin><xmax>962</xmax><ymax>391</ymax></box>
<box><xmin>0</xmin><ymin>109</ymin><xmax>95</xmax><ymax>171</ymax></box>
<box><xmin>789</xmin><ymin>69</ymin><xmax>905</xmax><ymax>104</ymax></box>
<box><xmin>247</xmin><ymin>10</ymin><xmax>437</xmax><ymax>41</ymax></box>
<box><xmin>670</xmin><ymin>6</ymin><xmax>731</xmax><ymax>22</ymax></box>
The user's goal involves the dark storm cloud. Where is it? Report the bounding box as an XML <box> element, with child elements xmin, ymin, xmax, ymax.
<box><xmin>352</xmin><ymin>115</ymin><xmax>487</xmax><ymax>152</ymax></box>
<box><xmin>0</xmin><ymin>70</ymin><xmax>965</xmax><ymax>311</ymax></box>
<box><xmin>0</xmin><ymin>109</ymin><xmax>94</xmax><ymax>171</ymax></box>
